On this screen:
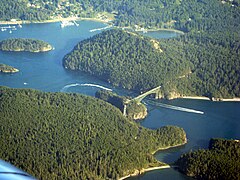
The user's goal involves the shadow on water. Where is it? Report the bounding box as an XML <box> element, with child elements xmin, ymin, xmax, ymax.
<box><xmin>154</xmin><ymin>145</ymin><xmax>187</xmax><ymax>164</ymax></box>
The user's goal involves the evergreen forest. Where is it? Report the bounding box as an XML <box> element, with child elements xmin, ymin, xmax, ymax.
<box><xmin>176</xmin><ymin>138</ymin><xmax>240</xmax><ymax>179</ymax></box>
<box><xmin>0</xmin><ymin>86</ymin><xmax>186</xmax><ymax>179</ymax></box>
<box><xmin>63</xmin><ymin>29</ymin><xmax>240</xmax><ymax>99</ymax></box>
<box><xmin>0</xmin><ymin>38</ymin><xmax>52</xmax><ymax>52</ymax></box>
<box><xmin>1</xmin><ymin>0</ymin><xmax>239</xmax><ymax>34</ymax></box>
<box><xmin>2</xmin><ymin>0</ymin><xmax>240</xmax><ymax>98</ymax></box>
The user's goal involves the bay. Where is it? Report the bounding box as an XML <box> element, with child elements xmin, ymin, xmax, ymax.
<box><xmin>139</xmin><ymin>30</ymin><xmax>181</xmax><ymax>39</ymax></box>
<box><xmin>0</xmin><ymin>21</ymin><xmax>239</xmax><ymax>180</ymax></box>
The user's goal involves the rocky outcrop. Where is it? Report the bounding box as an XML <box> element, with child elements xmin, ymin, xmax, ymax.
<box><xmin>165</xmin><ymin>91</ymin><xmax>181</xmax><ymax>100</ymax></box>
<box><xmin>154</xmin><ymin>89</ymin><xmax>181</xmax><ymax>100</ymax></box>
<box><xmin>37</xmin><ymin>45</ymin><xmax>53</xmax><ymax>52</ymax></box>
<box><xmin>130</xmin><ymin>105</ymin><xmax>147</xmax><ymax>120</ymax></box>
<box><xmin>0</xmin><ymin>63</ymin><xmax>19</xmax><ymax>73</ymax></box>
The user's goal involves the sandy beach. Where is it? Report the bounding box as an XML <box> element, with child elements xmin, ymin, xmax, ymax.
<box><xmin>180</xmin><ymin>96</ymin><xmax>240</xmax><ymax>102</ymax></box>
<box><xmin>220</xmin><ymin>98</ymin><xmax>240</xmax><ymax>102</ymax></box>
<box><xmin>118</xmin><ymin>165</ymin><xmax>178</xmax><ymax>180</ymax></box>
<box><xmin>181</xmin><ymin>96</ymin><xmax>210</xmax><ymax>100</ymax></box>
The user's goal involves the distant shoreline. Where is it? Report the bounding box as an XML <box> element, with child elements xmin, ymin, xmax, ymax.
<box><xmin>136</xmin><ymin>28</ymin><xmax>185</xmax><ymax>34</ymax></box>
<box><xmin>0</xmin><ymin>17</ymin><xmax>110</xmax><ymax>25</ymax></box>
<box><xmin>0</xmin><ymin>18</ymin><xmax>185</xmax><ymax>35</ymax></box>
<box><xmin>180</xmin><ymin>96</ymin><xmax>240</xmax><ymax>102</ymax></box>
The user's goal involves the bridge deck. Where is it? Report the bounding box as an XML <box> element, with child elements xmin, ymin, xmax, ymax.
<box><xmin>132</xmin><ymin>86</ymin><xmax>161</xmax><ymax>102</ymax></box>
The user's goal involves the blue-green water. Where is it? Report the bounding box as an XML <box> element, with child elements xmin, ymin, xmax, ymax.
<box><xmin>139</xmin><ymin>30</ymin><xmax>181</xmax><ymax>39</ymax></box>
<box><xmin>1</xmin><ymin>21</ymin><xmax>240</xmax><ymax>180</ymax></box>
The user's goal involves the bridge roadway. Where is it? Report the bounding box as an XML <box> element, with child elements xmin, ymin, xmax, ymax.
<box><xmin>123</xmin><ymin>86</ymin><xmax>161</xmax><ymax>116</ymax></box>
<box><xmin>131</xmin><ymin>86</ymin><xmax>161</xmax><ymax>103</ymax></box>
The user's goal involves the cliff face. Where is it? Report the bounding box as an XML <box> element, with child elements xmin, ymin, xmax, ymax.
<box><xmin>165</xmin><ymin>91</ymin><xmax>181</xmax><ymax>100</ymax></box>
<box><xmin>130</xmin><ymin>107</ymin><xmax>147</xmax><ymax>120</ymax></box>
<box><xmin>154</xmin><ymin>90</ymin><xmax>181</xmax><ymax>100</ymax></box>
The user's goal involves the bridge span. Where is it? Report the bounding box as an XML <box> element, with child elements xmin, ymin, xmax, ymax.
<box><xmin>132</xmin><ymin>86</ymin><xmax>161</xmax><ymax>103</ymax></box>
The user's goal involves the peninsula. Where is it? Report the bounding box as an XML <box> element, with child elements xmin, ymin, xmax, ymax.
<box><xmin>0</xmin><ymin>38</ymin><xmax>53</xmax><ymax>52</ymax></box>
<box><xmin>176</xmin><ymin>138</ymin><xmax>240</xmax><ymax>179</ymax></box>
<box><xmin>0</xmin><ymin>63</ymin><xmax>19</xmax><ymax>73</ymax></box>
<box><xmin>0</xmin><ymin>86</ymin><xmax>187</xmax><ymax>179</ymax></box>
<box><xmin>63</xmin><ymin>29</ymin><xmax>240</xmax><ymax>100</ymax></box>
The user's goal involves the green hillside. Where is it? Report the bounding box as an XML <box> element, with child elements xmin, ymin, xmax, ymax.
<box><xmin>176</xmin><ymin>138</ymin><xmax>240</xmax><ymax>179</ymax></box>
<box><xmin>63</xmin><ymin>29</ymin><xmax>240</xmax><ymax>98</ymax></box>
<box><xmin>1</xmin><ymin>0</ymin><xmax>239</xmax><ymax>35</ymax></box>
<box><xmin>63</xmin><ymin>29</ymin><xmax>190</xmax><ymax>92</ymax></box>
<box><xmin>0</xmin><ymin>86</ymin><xmax>186</xmax><ymax>179</ymax></box>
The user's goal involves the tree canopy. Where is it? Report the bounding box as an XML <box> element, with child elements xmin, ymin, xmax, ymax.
<box><xmin>176</xmin><ymin>138</ymin><xmax>240</xmax><ymax>179</ymax></box>
<box><xmin>0</xmin><ymin>38</ymin><xmax>52</xmax><ymax>52</ymax></box>
<box><xmin>63</xmin><ymin>29</ymin><xmax>240</xmax><ymax>98</ymax></box>
<box><xmin>0</xmin><ymin>86</ymin><xmax>186</xmax><ymax>179</ymax></box>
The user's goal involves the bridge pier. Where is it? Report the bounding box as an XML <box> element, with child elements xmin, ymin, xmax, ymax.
<box><xmin>123</xmin><ymin>104</ymin><xmax>127</xmax><ymax>116</ymax></box>
<box><xmin>155</xmin><ymin>90</ymin><xmax>162</xmax><ymax>99</ymax></box>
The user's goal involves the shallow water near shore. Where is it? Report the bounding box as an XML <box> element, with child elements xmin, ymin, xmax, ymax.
<box><xmin>1</xmin><ymin>21</ymin><xmax>240</xmax><ymax>180</ymax></box>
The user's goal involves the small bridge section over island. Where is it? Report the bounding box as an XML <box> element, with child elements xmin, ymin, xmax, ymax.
<box><xmin>132</xmin><ymin>86</ymin><xmax>161</xmax><ymax>103</ymax></box>
<box><xmin>123</xmin><ymin>86</ymin><xmax>161</xmax><ymax>116</ymax></box>
<box><xmin>123</xmin><ymin>85</ymin><xmax>204</xmax><ymax>116</ymax></box>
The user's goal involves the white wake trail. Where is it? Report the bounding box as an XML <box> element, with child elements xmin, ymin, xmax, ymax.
<box><xmin>146</xmin><ymin>100</ymin><xmax>204</xmax><ymax>114</ymax></box>
<box><xmin>61</xmin><ymin>83</ymin><xmax>112</xmax><ymax>92</ymax></box>
<box><xmin>80</xmin><ymin>83</ymin><xmax>112</xmax><ymax>91</ymax></box>
<box><xmin>61</xmin><ymin>83</ymin><xmax>79</xmax><ymax>92</ymax></box>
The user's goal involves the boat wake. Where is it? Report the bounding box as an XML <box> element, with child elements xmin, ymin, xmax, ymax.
<box><xmin>89</xmin><ymin>25</ymin><xmax>112</xmax><ymax>32</ymax></box>
<box><xmin>146</xmin><ymin>100</ymin><xmax>204</xmax><ymax>114</ymax></box>
<box><xmin>61</xmin><ymin>83</ymin><xmax>112</xmax><ymax>92</ymax></box>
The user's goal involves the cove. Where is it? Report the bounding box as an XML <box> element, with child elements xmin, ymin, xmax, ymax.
<box><xmin>0</xmin><ymin>21</ymin><xmax>239</xmax><ymax>180</ymax></box>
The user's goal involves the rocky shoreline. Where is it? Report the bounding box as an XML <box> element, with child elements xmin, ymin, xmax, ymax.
<box><xmin>0</xmin><ymin>63</ymin><xmax>19</xmax><ymax>73</ymax></box>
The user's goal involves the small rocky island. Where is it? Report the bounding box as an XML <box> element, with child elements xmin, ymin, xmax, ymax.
<box><xmin>0</xmin><ymin>63</ymin><xmax>19</xmax><ymax>73</ymax></box>
<box><xmin>95</xmin><ymin>90</ymin><xmax>147</xmax><ymax>120</ymax></box>
<box><xmin>0</xmin><ymin>38</ymin><xmax>53</xmax><ymax>52</ymax></box>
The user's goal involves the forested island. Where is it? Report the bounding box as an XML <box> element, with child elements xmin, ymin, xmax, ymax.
<box><xmin>0</xmin><ymin>86</ymin><xmax>187</xmax><ymax>179</ymax></box>
<box><xmin>63</xmin><ymin>29</ymin><xmax>240</xmax><ymax>99</ymax></box>
<box><xmin>0</xmin><ymin>38</ymin><xmax>53</xmax><ymax>52</ymax></box>
<box><xmin>176</xmin><ymin>138</ymin><xmax>240</xmax><ymax>179</ymax></box>
<box><xmin>1</xmin><ymin>1</ymin><xmax>240</xmax><ymax>99</ymax></box>
<box><xmin>95</xmin><ymin>90</ymin><xmax>147</xmax><ymax>120</ymax></box>
<box><xmin>0</xmin><ymin>63</ymin><xmax>19</xmax><ymax>73</ymax></box>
